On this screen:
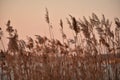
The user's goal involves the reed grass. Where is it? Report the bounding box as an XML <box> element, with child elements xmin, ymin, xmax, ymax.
<box><xmin>0</xmin><ymin>12</ymin><xmax>120</xmax><ymax>80</ymax></box>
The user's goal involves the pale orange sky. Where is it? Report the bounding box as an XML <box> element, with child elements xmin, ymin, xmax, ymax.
<box><xmin>0</xmin><ymin>0</ymin><xmax>120</xmax><ymax>49</ymax></box>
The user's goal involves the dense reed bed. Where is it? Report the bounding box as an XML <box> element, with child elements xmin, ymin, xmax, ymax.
<box><xmin>0</xmin><ymin>11</ymin><xmax>120</xmax><ymax>80</ymax></box>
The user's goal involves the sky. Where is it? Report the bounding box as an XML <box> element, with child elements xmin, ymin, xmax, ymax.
<box><xmin>0</xmin><ymin>0</ymin><xmax>120</xmax><ymax>49</ymax></box>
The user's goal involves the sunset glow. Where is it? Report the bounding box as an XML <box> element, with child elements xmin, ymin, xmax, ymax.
<box><xmin>0</xmin><ymin>0</ymin><xmax>120</xmax><ymax>40</ymax></box>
